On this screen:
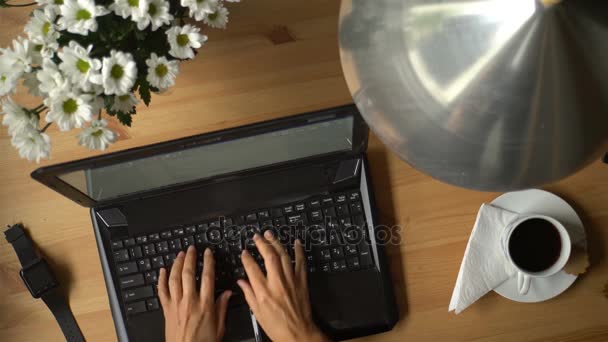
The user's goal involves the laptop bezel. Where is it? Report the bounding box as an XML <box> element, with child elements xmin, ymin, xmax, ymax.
<box><xmin>31</xmin><ymin>104</ymin><xmax>369</xmax><ymax>208</ymax></box>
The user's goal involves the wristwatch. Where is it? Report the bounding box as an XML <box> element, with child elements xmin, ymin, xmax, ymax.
<box><xmin>4</xmin><ymin>224</ymin><xmax>85</xmax><ymax>342</ymax></box>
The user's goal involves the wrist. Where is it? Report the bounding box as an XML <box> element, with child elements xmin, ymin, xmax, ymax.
<box><xmin>301</xmin><ymin>327</ymin><xmax>328</xmax><ymax>342</ymax></box>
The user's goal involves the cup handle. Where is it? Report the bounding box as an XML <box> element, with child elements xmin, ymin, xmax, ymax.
<box><xmin>517</xmin><ymin>272</ymin><xmax>531</xmax><ymax>295</ymax></box>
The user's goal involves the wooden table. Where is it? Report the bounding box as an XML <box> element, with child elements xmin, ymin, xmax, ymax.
<box><xmin>1</xmin><ymin>1</ymin><xmax>607</xmax><ymax>341</ymax></box>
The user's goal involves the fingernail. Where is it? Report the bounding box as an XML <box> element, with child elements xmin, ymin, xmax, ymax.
<box><xmin>253</xmin><ymin>233</ymin><xmax>261</xmax><ymax>240</ymax></box>
<box><xmin>177</xmin><ymin>251</ymin><xmax>184</xmax><ymax>257</ymax></box>
<box><xmin>225</xmin><ymin>290</ymin><xmax>232</xmax><ymax>298</ymax></box>
<box><xmin>205</xmin><ymin>248</ymin><xmax>212</xmax><ymax>256</ymax></box>
<box><xmin>264</xmin><ymin>230</ymin><xmax>273</xmax><ymax>239</ymax></box>
<box><xmin>241</xmin><ymin>249</ymin><xmax>249</xmax><ymax>257</ymax></box>
<box><xmin>188</xmin><ymin>245</ymin><xmax>195</xmax><ymax>252</ymax></box>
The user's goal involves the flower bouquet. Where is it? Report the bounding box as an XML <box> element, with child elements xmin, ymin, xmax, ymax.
<box><xmin>0</xmin><ymin>0</ymin><xmax>239</xmax><ymax>162</ymax></box>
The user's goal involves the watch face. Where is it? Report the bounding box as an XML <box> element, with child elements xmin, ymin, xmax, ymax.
<box><xmin>21</xmin><ymin>261</ymin><xmax>57</xmax><ymax>297</ymax></box>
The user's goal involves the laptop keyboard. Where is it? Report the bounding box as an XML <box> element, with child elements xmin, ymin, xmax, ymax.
<box><xmin>109</xmin><ymin>190</ymin><xmax>375</xmax><ymax>317</ymax></box>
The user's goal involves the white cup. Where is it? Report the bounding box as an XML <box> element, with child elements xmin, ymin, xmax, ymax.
<box><xmin>501</xmin><ymin>214</ymin><xmax>571</xmax><ymax>295</ymax></box>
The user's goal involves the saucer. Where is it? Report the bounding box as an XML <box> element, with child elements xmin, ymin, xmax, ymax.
<box><xmin>491</xmin><ymin>189</ymin><xmax>586</xmax><ymax>303</ymax></box>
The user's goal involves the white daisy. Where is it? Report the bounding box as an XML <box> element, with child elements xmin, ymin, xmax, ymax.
<box><xmin>1</xmin><ymin>97</ymin><xmax>38</xmax><ymax>137</ymax></box>
<box><xmin>0</xmin><ymin>37</ymin><xmax>33</xmax><ymax>76</ymax></box>
<box><xmin>166</xmin><ymin>25</ymin><xmax>207</xmax><ymax>60</ymax></box>
<box><xmin>0</xmin><ymin>63</ymin><xmax>18</xmax><ymax>96</ymax></box>
<box><xmin>37</xmin><ymin>58</ymin><xmax>70</xmax><ymax>97</ymax></box>
<box><xmin>58</xmin><ymin>41</ymin><xmax>102</xmax><ymax>92</ymax></box>
<box><xmin>180</xmin><ymin>0</ymin><xmax>217</xmax><ymax>21</ymax></box>
<box><xmin>145</xmin><ymin>53</ymin><xmax>179</xmax><ymax>90</ymax></box>
<box><xmin>23</xmin><ymin>72</ymin><xmax>45</xmax><ymax>97</ymax></box>
<box><xmin>112</xmin><ymin>0</ymin><xmax>149</xmax><ymax>21</ymax></box>
<box><xmin>24</xmin><ymin>8</ymin><xmax>59</xmax><ymax>45</ymax></box>
<box><xmin>203</xmin><ymin>3</ymin><xmax>229</xmax><ymax>29</ymax></box>
<box><xmin>11</xmin><ymin>126</ymin><xmax>51</xmax><ymax>163</ymax></box>
<box><xmin>99</xmin><ymin>50</ymin><xmax>137</xmax><ymax>95</ymax></box>
<box><xmin>58</xmin><ymin>0</ymin><xmax>109</xmax><ymax>35</ymax></box>
<box><xmin>78</xmin><ymin>119</ymin><xmax>118</xmax><ymax>150</ymax></box>
<box><xmin>111</xmin><ymin>93</ymin><xmax>139</xmax><ymax>113</ymax></box>
<box><xmin>137</xmin><ymin>0</ymin><xmax>173</xmax><ymax>31</ymax></box>
<box><xmin>46</xmin><ymin>91</ymin><xmax>94</xmax><ymax>131</ymax></box>
<box><xmin>35</xmin><ymin>0</ymin><xmax>65</xmax><ymax>14</ymax></box>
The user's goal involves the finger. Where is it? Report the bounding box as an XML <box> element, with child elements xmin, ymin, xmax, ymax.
<box><xmin>241</xmin><ymin>249</ymin><xmax>267</xmax><ymax>295</ymax></box>
<box><xmin>169</xmin><ymin>251</ymin><xmax>185</xmax><ymax>300</ymax></box>
<box><xmin>182</xmin><ymin>246</ymin><xmax>197</xmax><ymax>297</ymax></box>
<box><xmin>200</xmin><ymin>248</ymin><xmax>215</xmax><ymax>301</ymax></box>
<box><xmin>266</xmin><ymin>230</ymin><xmax>294</xmax><ymax>281</ymax></box>
<box><xmin>255</xmin><ymin>232</ymin><xmax>284</xmax><ymax>281</ymax></box>
<box><xmin>294</xmin><ymin>239</ymin><xmax>308</xmax><ymax>290</ymax></box>
<box><xmin>215</xmin><ymin>290</ymin><xmax>232</xmax><ymax>340</ymax></box>
<box><xmin>158</xmin><ymin>267</ymin><xmax>170</xmax><ymax>309</ymax></box>
<box><xmin>237</xmin><ymin>279</ymin><xmax>259</xmax><ymax>313</ymax></box>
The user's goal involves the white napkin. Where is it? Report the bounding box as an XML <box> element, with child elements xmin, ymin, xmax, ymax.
<box><xmin>449</xmin><ymin>204</ymin><xmax>518</xmax><ymax>314</ymax></box>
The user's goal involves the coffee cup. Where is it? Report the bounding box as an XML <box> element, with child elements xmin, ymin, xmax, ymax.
<box><xmin>501</xmin><ymin>214</ymin><xmax>571</xmax><ymax>295</ymax></box>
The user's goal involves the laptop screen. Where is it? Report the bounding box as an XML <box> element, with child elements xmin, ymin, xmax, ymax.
<box><xmin>56</xmin><ymin>116</ymin><xmax>354</xmax><ymax>201</ymax></box>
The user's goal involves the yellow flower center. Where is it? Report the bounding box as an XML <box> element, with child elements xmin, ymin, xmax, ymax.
<box><xmin>177</xmin><ymin>34</ymin><xmax>189</xmax><ymax>47</ymax></box>
<box><xmin>63</xmin><ymin>99</ymin><xmax>78</xmax><ymax>114</ymax></box>
<box><xmin>208</xmin><ymin>11</ymin><xmax>218</xmax><ymax>20</ymax></box>
<box><xmin>155</xmin><ymin>64</ymin><xmax>168</xmax><ymax>77</ymax></box>
<box><xmin>42</xmin><ymin>22</ymin><xmax>51</xmax><ymax>36</ymax></box>
<box><xmin>111</xmin><ymin>65</ymin><xmax>124</xmax><ymax>80</ymax></box>
<box><xmin>148</xmin><ymin>3</ymin><xmax>157</xmax><ymax>16</ymax></box>
<box><xmin>76</xmin><ymin>9</ymin><xmax>92</xmax><ymax>20</ymax></box>
<box><xmin>92</xmin><ymin>129</ymin><xmax>103</xmax><ymax>137</ymax></box>
<box><xmin>76</xmin><ymin>59</ymin><xmax>90</xmax><ymax>73</ymax></box>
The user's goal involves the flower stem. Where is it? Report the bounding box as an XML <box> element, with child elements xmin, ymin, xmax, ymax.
<box><xmin>98</xmin><ymin>109</ymin><xmax>102</xmax><ymax>120</ymax></box>
<box><xmin>33</xmin><ymin>104</ymin><xmax>45</xmax><ymax>111</ymax></box>
<box><xmin>5</xmin><ymin>2</ymin><xmax>37</xmax><ymax>7</ymax></box>
<box><xmin>40</xmin><ymin>122</ymin><xmax>52</xmax><ymax>133</ymax></box>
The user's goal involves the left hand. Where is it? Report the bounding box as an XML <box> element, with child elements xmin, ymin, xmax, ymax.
<box><xmin>158</xmin><ymin>246</ymin><xmax>232</xmax><ymax>342</ymax></box>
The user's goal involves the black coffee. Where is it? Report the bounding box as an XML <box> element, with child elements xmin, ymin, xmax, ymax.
<box><xmin>508</xmin><ymin>218</ymin><xmax>562</xmax><ymax>273</ymax></box>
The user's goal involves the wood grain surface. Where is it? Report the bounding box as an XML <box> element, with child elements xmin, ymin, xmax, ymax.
<box><xmin>1</xmin><ymin>1</ymin><xmax>607</xmax><ymax>341</ymax></box>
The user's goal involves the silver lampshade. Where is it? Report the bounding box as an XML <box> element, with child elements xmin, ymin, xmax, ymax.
<box><xmin>339</xmin><ymin>0</ymin><xmax>608</xmax><ymax>191</ymax></box>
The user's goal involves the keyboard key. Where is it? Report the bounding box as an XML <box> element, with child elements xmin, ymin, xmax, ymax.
<box><xmin>144</xmin><ymin>270</ymin><xmax>158</xmax><ymax>284</ymax></box>
<box><xmin>246</xmin><ymin>213</ymin><xmax>257</xmax><ymax>222</ymax></box>
<box><xmin>347</xmin><ymin>256</ymin><xmax>360</xmax><ymax>270</ymax></box>
<box><xmin>120</xmin><ymin>274</ymin><xmax>145</xmax><ymax>289</ymax></box>
<box><xmin>143</xmin><ymin>244</ymin><xmax>156</xmax><ymax>256</ymax></box>
<box><xmin>271</xmin><ymin>208</ymin><xmax>283</xmax><ymax>217</ymax></box>
<box><xmin>283</xmin><ymin>206</ymin><xmax>294</xmax><ymax>214</ymax></box>
<box><xmin>287</xmin><ymin>214</ymin><xmax>306</xmax><ymax>225</ymax></box>
<box><xmin>331</xmin><ymin>260</ymin><xmax>347</xmax><ymax>272</ymax></box>
<box><xmin>148</xmin><ymin>233</ymin><xmax>160</xmax><ymax>241</ymax></box>
<box><xmin>331</xmin><ymin>247</ymin><xmax>344</xmax><ymax>258</ymax></box>
<box><xmin>173</xmin><ymin>228</ymin><xmax>185</xmax><ymax>236</ymax></box>
<box><xmin>123</xmin><ymin>238</ymin><xmax>136</xmax><ymax>247</ymax></box>
<box><xmin>129</xmin><ymin>246</ymin><xmax>143</xmax><ymax>259</ymax></box>
<box><xmin>117</xmin><ymin>262</ymin><xmax>138</xmax><ymax>275</ymax></box>
<box><xmin>339</xmin><ymin>217</ymin><xmax>352</xmax><ymax>226</ymax></box>
<box><xmin>318</xmin><ymin>249</ymin><xmax>331</xmax><ymax>261</ymax></box>
<box><xmin>135</xmin><ymin>236</ymin><xmax>148</xmax><ymax>244</ymax></box>
<box><xmin>345</xmin><ymin>245</ymin><xmax>358</xmax><ymax>256</ymax></box>
<box><xmin>233</xmin><ymin>267</ymin><xmax>246</xmax><ymax>279</ymax></box>
<box><xmin>185</xmin><ymin>226</ymin><xmax>196</xmax><ymax>234</ymax></box>
<box><xmin>323</xmin><ymin>207</ymin><xmax>336</xmax><ymax>217</ymax></box>
<box><xmin>111</xmin><ymin>241</ymin><xmax>123</xmax><ymax>249</ymax></box>
<box><xmin>336</xmin><ymin>204</ymin><xmax>350</xmax><ymax>216</ymax></box>
<box><xmin>224</xmin><ymin>218</ymin><xmax>233</xmax><ymax>226</ymax></box>
<box><xmin>138</xmin><ymin>258</ymin><xmax>152</xmax><ymax>271</ymax></box>
<box><xmin>182</xmin><ymin>236</ymin><xmax>195</xmax><ymax>248</ymax></box>
<box><xmin>169</xmin><ymin>239</ymin><xmax>182</xmax><ymax>251</ymax></box>
<box><xmin>197</xmin><ymin>223</ymin><xmax>209</xmax><ymax>232</ymax></box>
<box><xmin>160</xmin><ymin>231</ymin><xmax>172</xmax><ymax>239</ymax></box>
<box><xmin>350</xmin><ymin>202</ymin><xmax>363</xmax><ymax>214</ymax></box>
<box><xmin>295</xmin><ymin>203</ymin><xmax>305</xmax><ymax>212</ymax></box>
<box><xmin>320</xmin><ymin>263</ymin><xmax>330</xmax><ymax>273</ymax></box>
<box><xmin>258</xmin><ymin>211</ymin><xmax>270</xmax><ymax>220</ymax></box>
<box><xmin>207</xmin><ymin>228</ymin><xmax>222</xmax><ymax>243</ymax></box>
<box><xmin>146</xmin><ymin>298</ymin><xmax>160</xmax><ymax>311</ymax></box>
<box><xmin>321</xmin><ymin>197</ymin><xmax>333</xmax><ymax>206</ymax></box>
<box><xmin>151</xmin><ymin>256</ymin><xmax>165</xmax><ymax>268</ymax></box>
<box><xmin>114</xmin><ymin>249</ymin><xmax>129</xmax><ymax>262</ymax></box>
<box><xmin>359</xmin><ymin>242</ymin><xmax>373</xmax><ymax>267</ymax></box>
<box><xmin>126</xmin><ymin>301</ymin><xmax>147</xmax><ymax>315</ymax></box>
<box><xmin>309</xmin><ymin>199</ymin><xmax>321</xmax><ymax>208</ymax></box>
<box><xmin>195</xmin><ymin>234</ymin><xmax>205</xmax><ymax>245</ymax></box>
<box><xmin>165</xmin><ymin>253</ymin><xmax>177</xmax><ymax>267</ymax></box>
<box><xmin>310</xmin><ymin>210</ymin><xmax>323</xmax><ymax>222</ymax></box>
<box><xmin>273</xmin><ymin>217</ymin><xmax>286</xmax><ymax>226</ymax></box>
<box><xmin>335</xmin><ymin>194</ymin><xmax>347</xmax><ymax>203</ymax></box>
<box><xmin>123</xmin><ymin>285</ymin><xmax>154</xmax><ymax>302</ymax></box>
<box><xmin>156</xmin><ymin>241</ymin><xmax>169</xmax><ymax>253</ymax></box>
<box><xmin>349</xmin><ymin>192</ymin><xmax>360</xmax><ymax>201</ymax></box>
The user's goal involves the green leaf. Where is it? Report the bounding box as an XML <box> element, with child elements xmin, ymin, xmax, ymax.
<box><xmin>0</xmin><ymin>0</ymin><xmax>8</xmax><ymax>8</ymax></box>
<box><xmin>117</xmin><ymin>111</ymin><xmax>133</xmax><ymax>127</ymax></box>
<box><xmin>138</xmin><ymin>79</ymin><xmax>151</xmax><ymax>106</ymax></box>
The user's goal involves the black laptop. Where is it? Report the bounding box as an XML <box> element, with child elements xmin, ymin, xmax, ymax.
<box><xmin>32</xmin><ymin>104</ymin><xmax>399</xmax><ymax>341</ymax></box>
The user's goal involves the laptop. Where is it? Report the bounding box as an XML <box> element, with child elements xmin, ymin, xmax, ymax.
<box><xmin>32</xmin><ymin>104</ymin><xmax>399</xmax><ymax>341</ymax></box>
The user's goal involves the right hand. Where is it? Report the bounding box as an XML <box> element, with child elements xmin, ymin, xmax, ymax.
<box><xmin>238</xmin><ymin>231</ymin><xmax>328</xmax><ymax>342</ymax></box>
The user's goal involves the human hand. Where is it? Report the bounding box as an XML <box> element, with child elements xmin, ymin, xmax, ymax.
<box><xmin>159</xmin><ymin>246</ymin><xmax>232</xmax><ymax>342</ymax></box>
<box><xmin>238</xmin><ymin>231</ymin><xmax>328</xmax><ymax>342</ymax></box>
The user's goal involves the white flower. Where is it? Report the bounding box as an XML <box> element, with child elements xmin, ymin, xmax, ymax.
<box><xmin>0</xmin><ymin>37</ymin><xmax>32</xmax><ymax>77</ymax></box>
<box><xmin>11</xmin><ymin>126</ymin><xmax>51</xmax><ymax>163</ymax></box>
<box><xmin>0</xmin><ymin>63</ymin><xmax>18</xmax><ymax>96</ymax></box>
<box><xmin>112</xmin><ymin>0</ymin><xmax>149</xmax><ymax>21</ymax></box>
<box><xmin>181</xmin><ymin>0</ymin><xmax>217</xmax><ymax>21</ymax></box>
<box><xmin>23</xmin><ymin>72</ymin><xmax>45</xmax><ymax>97</ymax></box>
<box><xmin>24</xmin><ymin>8</ymin><xmax>59</xmax><ymax>45</ymax></box>
<box><xmin>58</xmin><ymin>41</ymin><xmax>102</xmax><ymax>92</ymax></box>
<box><xmin>37</xmin><ymin>58</ymin><xmax>70</xmax><ymax>97</ymax></box>
<box><xmin>1</xmin><ymin>97</ymin><xmax>38</xmax><ymax>137</ymax></box>
<box><xmin>111</xmin><ymin>93</ymin><xmax>139</xmax><ymax>113</ymax></box>
<box><xmin>35</xmin><ymin>0</ymin><xmax>65</xmax><ymax>14</ymax></box>
<box><xmin>78</xmin><ymin>119</ymin><xmax>117</xmax><ymax>150</ymax></box>
<box><xmin>203</xmin><ymin>3</ymin><xmax>229</xmax><ymax>29</ymax></box>
<box><xmin>99</xmin><ymin>50</ymin><xmax>137</xmax><ymax>95</ymax></box>
<box><xmin>166</xmin><ymin>25</ymin><xmax>207</xmax><ymax>60</ymax></box>
<box><xmin>58</xmin><ymin>0</ymin><xmax>109</xmax><ymax>35</ymax></box>
<box><xmin>145</xmin><ymin>53</ymin><xmax>179</xmax><ymax>90</ymax></box>
<box><xmin>46</xmin><ymin>91</ymin><xmax>94</xmax><ymax>131</ymax></box>
<box><xmin>137</xmin><ymin>0</ymin><xmax>173</xmax><ymax>31</ymax></box>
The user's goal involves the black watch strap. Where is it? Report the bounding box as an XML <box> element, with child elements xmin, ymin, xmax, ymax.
<box><xmin>4</xmin><ymin>224</ymin><xmax>85</xmax><ymax>342</ymax></box>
